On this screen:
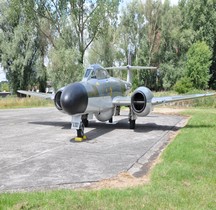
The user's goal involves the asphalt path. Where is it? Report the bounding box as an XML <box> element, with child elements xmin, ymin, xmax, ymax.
<box><xmin>0</xmin><ymin>107</ymin><xmax>186</xmax><ymax>192</ymax></box>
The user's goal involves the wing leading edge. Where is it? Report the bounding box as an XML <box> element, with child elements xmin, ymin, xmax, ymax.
<box><xmin>17</xmin><ymin>90</ymin><xmax>54</xmax><ymax>100</ymax></box>
<box><xmin>112</xmin><ymin>93</ymin><xmax>216</xmax><ymax>107</ymax></box>
<box><xmin>152</xmin><ymin>93</ymin><xmax>215</xmax><ymax>105</ymax></box>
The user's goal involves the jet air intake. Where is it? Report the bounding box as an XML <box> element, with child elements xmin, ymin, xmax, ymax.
<box><xmin>131</xmin><ymin>87</ymin><xmax>153</xmax><ymax>116</ymax></box>
<box><xmin>54</xmin><ymin>90</ymin><xmax>63</xmax><ymax>111</ymax></box>
<box><xmin>60</xmin><ymin>83</ymin><xmax>88</xmax><ymax>115</ymax></box>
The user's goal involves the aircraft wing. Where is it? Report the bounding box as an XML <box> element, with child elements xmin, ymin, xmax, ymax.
<box><xmin>112</xmin><ymin>96</ymin><xmax>131</xmax><ymax>106</ymax></box>
<box><xmin>112</xmin><ymin>93</ymin><xmax>215</xmax><ymax>106</ymax></box>
<box><xmin>17</xmin><ymin>90</ymin><xmax>55</xmax><ymax>100</ymax></box>
<box><xmin>151</xmin><ymin>93</ymin><xmax>215</xmax><ymax>105</ymax></box>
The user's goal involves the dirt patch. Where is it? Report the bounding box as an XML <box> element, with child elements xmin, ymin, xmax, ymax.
<box><xmin>89</xmin><ymin>172</ymin><xmax>150</xmax><ymax>190</ymax></box>
<box><xmin>153</xmin><ymin>106</ymin><xmax>186</xmax><ymax>115</ymax></box>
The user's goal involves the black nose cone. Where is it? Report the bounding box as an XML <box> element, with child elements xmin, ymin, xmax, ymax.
<box><xmin>60</xmin><ymin>83</ymin><xmax>88</xmax><ymax>115</ymax></box>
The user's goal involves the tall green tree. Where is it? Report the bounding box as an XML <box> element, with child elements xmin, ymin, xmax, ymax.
<box><xmin>48</xmin><ymin>36</ymin><xmax>82</xmax><ymax>90</ymax></box>
<box><xmin>185</xmin><ymin>41</ymin><xmax>212</xmax><ymax>89</ymax></box>
<box><xmin>0</xmin><ymin>0</ymin><xmax>50</xmax><ymax>93</ymax></box>
<box><xmin>136</xmin><ymin>0</ymin><xmax>162</xmax><ymax>90</ymax></box>
<box><xmin>0</xmin><ymin>0</ymin><xmax>37</xmax><ymax>93</ymax></box>
<box><xmin>179</xmin><ymin>0</ymin><xmax>216</xmax><ymax>89</ymax></box>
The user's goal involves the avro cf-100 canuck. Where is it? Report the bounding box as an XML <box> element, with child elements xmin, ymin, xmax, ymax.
<box><xmin>18</xmin><ymin>64</ymin><xmax>215</xmax><ymax>141</ymax></box>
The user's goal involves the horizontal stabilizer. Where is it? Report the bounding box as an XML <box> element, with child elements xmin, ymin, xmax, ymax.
<box><xmin>105</xmin><ymin>65</ymin><xmax>157</xmax><ymax>70</ymax></box>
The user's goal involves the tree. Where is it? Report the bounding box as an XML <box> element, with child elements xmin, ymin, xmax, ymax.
<box><xmin>0</xmin><ymin>0</ymin><xmax>49</xmax><ymax>93</ymax></box>
<box><xmin>179</xmin><ymin>0</ymin><xmax>216</xmax><ymax>89</ymax></box>
<box><xmin>30</xmin><ymin>0</ymin><xmax>120</xmax><ymax>88</ymax></box>
<box><xmin>136</xmin><ymin>0</ymin><xmax>162</xmax><ymax>90</ymax></box>
<box><xmin>0</xmin><ymin>81</ymin><xmax>9</xmax><ymax>92</ymax></box>
<box><xmin>185</xmin><ymin>41</ymin><xmax>212</xmax><ymax>89</ymax></box>
<box><xmin>48</xmin><ymin>37</ymin><xmax>82</xmax><ymax>90</ymax></box>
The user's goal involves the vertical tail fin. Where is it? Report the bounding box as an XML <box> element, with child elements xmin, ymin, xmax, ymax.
<box><xmin>127</xmin><ymin>67</ymin><xmax>132</xmax><ymax>84</ymax></box>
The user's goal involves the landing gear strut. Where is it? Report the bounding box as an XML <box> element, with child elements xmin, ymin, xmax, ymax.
<box><xmin>76</xmin><ymin>122</ymin><xmax>84</xmax><ymax>137</ymax></box>
<box><xmin>129</xmin><ymin>107</ymin><xmax>137</xmax><ymax>129</ymax></box>
<box><xmin>129</xmin><ymin>119</ymin><xmax>136</xmax><ymax>129</ymax></box>
<box><xmin>71</xmin><ymin>115</ymin><xmax>87</xmax><ymax>141</ymax></box>
<box><xmin>75</xmin><ymin>122</ymin><xmax>87</xmax><ymax>141</ymax></box>
<box><xmin>82</xmin><ymin>114</ymin><xmax>89</xmax><ymax>127</ymax></box>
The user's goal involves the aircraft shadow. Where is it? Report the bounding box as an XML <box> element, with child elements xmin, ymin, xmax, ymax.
<box><xmin>84</xmin><ymin>119</ymin><xmax>181</xmax><ymax>140</ymax></box>
<box><xmin>29</xmin><ymin>121</ymin><xmax>71</xmax><ymax>130</ymax></box>
<box><xmin>29</xmin><ymin>118</ymin><xmax>183</xmax><ymax>141</ymax></box>
<box><xmin>29</xmin><ymin>119</ymin><xmax>215</xmax><ymax>142</ymax></box>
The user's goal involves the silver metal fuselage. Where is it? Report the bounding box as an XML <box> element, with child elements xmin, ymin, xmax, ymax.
<box><xmin>81</xmin><ymin>77</ymin><xmax>130</xmax><ymax>115</ymax></box>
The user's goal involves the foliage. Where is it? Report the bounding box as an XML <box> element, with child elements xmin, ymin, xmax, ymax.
<box><xmin>179</xmin><ymin>0</ymin><xmax>216</xmax><ymax>89</ymax></box>
<box><xmin>0</xmin><ymin>0</ymin><xmax>47</xmax><ymax>93</ymax></box>
<box><xmin>174</xmin><ymin>77</ymin><xmax>193</xmax><ymax>94</ymax></box>
<box><xmin>160</xmin><ymin>63</ymin><xmax>183</xmax><ymax>90</ymax></box>
<box><xmin>0</xmin><ymin>0</ymin><xmax>216</xmax><ymax>92</ymax></box>
<box><xmin>48</xmin><ymin>38</ymin><xmax>83</xmax><ymax>90</ymax></box>
<box><xmin>1</xmin><ymin>108</ymin><xmax>216</xmax><ymax>209</ymax></box>
<box><xmin>0</xmin><ymin>81</ymin><xmax>9</xmax><ymax>92</ymax></box>
<box><xmin>185</xmin><ymin>41</ymin><xmax>212</xmax><ymax>89</ymax></box>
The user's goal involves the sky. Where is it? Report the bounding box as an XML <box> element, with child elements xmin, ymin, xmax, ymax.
<box><xmin>0</xmin><ymin>65</ymin><xmax>6</xmax><ymax>82</ymax></box>
<box><xmin>0</xmin><ymin>0</ymin><xmax>179</xmax><ymax>82</ymax></box>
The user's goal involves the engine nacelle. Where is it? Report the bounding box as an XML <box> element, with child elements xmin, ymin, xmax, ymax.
<box><xmin>131</xmin><ymin>87</ymin><xmax>153</xmax><ymax>117</ymax></box>
<box><xmin>54</xmin><ymin>90</ymin><xmax>63</xmax><ymax>111</ymax></box>
<box><xmin>94</xmin><ymin>108</ymin><xmax>114</xmax><ymax>122</ymax></box>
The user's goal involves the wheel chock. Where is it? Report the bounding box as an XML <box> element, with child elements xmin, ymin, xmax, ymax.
<box><xmin>74</xmin><ymin>135</ymin><xmax>87</xmax><ymax>142</ymax></box>
<box><xmin>74</xmin><ymin>137</ymin><xmax>83</xmax><ymax>142</ymax></box>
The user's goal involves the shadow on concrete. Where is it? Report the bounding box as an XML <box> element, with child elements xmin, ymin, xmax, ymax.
<box><xmin>29</xmin><ymin>121</ymin><xmax>71</xmax><ymax>129</ymax></box>
<box><xmin>30</xmin><ymin>118</ymin><xmax>183</xmax><ymax>142</ymax></box>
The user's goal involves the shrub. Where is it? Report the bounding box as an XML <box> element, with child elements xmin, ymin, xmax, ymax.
<box><xmin>174</xmin><ymin>77</ymin><xmax>193</xmax><ymax>94</ymax></box>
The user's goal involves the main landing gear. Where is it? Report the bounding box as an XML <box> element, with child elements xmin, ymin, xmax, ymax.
<box><xmin>129</xmin><ymin>107</ymin><xmax>137</xmax><ymax>129</ymax></box>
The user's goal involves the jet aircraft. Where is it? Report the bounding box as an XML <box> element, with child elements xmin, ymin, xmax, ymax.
<box><xmin>18</xmin><ymin>64</ymin><xmax>215</xmax><ymax>141</ymax></box>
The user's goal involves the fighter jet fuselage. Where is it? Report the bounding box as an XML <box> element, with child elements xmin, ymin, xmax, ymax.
<box><xmin>54</xmin><ymin>64</ymin><xmax>131</xmax><ymax>122</ymax></box>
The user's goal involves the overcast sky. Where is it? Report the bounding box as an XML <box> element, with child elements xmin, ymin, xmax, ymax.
<box><xmin>0</xmin><ymin>0</ymin><xmax>179</xmax><ymax>82</ymax></box>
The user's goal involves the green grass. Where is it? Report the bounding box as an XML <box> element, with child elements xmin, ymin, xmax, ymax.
<box><xmin>0</xmin><ymin>108</ymin><xmax>216</xmax><ymax>209</ymax></box>
<box><xmin>0</xmin><ymin>96</ymin><xmax>54</xmax><ymax>109</ymax></box>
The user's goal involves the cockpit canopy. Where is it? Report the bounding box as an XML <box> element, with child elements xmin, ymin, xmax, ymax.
<box><xmin>83</xmin><ymin>64</ymin><xmax>110</xmax><ymax>80</ymax></box>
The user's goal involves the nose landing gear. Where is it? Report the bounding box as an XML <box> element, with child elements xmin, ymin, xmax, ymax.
<box><xmin>71</xmin><ymin>115</ymin><xmax>87</xmax><ymax>142</ymax></box>
<box><xmin>75</xmin><ymin>122</ymin><xmax>87</xmax><ymax>141</ymax></box>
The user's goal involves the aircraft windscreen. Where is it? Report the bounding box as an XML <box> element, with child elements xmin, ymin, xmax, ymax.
<box><xmin>96</xmin><ymin>69</ymin><xmax>110</xmax><ymax>79</ymax></box>
<box><xmin>84</xmin><ymin>69</ymin><xmax>92</xmax><ymax>78</ymax></box>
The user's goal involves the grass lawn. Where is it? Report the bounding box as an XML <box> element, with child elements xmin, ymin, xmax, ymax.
<box><xmin>0</xmin><ymin>96</ymin><xmax>54</xmax><ymax>109</ymax></box>
<box><xmin>0</xmin><ymin>108</ymin><xmax>216</xmax><ymax>209</ymax></box>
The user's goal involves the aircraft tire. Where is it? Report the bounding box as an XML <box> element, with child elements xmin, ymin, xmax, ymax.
<box><xmin>129</xmin><ymin>120</ymin><xmax>136</xmax><ymax>129</ymax></box>
<box><xmin>82</xmin><ymin>119</ymin><xmax>89</xmax><ymax>127</ymax></box>
<box><xmin>77</xmin><ymin>123</ymin><xmax>84</xmax><ymax>137</ymax></box>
